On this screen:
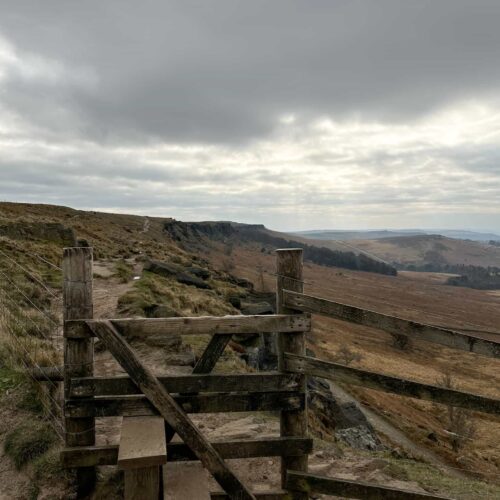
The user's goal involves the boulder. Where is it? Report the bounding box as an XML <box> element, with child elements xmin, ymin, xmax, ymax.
<box><xmin>227</xmin><ymin>294</ymin><xmax>241</xmax><ymax>309</ymax></box>
<box><xmin>0</xmin><ymin>222</ymin><xmax>77</xmax><ymax>246</ymax></box>
<box><xmin>144</xmin><ymin>259</ymin><xmax>212</xmax><ymax>289</ymax></box>
<box><xmin>176</xmin><ymin>272</ymin><xmax>212</xmax><ymax>289</ymax></box>
<box><xmin>144</xmin><ymin>259</ymin><xmax>181</xmax><ymax>277</ymax></box>
<box><xmin>236</xmin><ymin>277</ymin><xmax>254</xmax><ymax>289</ymax></box>
<box><xmin>240</xmin><ymin>301</ymin><xmax>274</xmax><ymax>315</ymax></box>
<box><xmin>186</xmin><ymin>267</ymin><xmax>211</xmax><ymax>280</ymax></box>
<box><xmin>143</xmin><ymin>304</ymin><xmax>179</xmax><ymax>318</ymax></box>
<box><xmin>335</xmin><ymin>426</ymin><xmax>383</xmax><ymax>451</ymax></box>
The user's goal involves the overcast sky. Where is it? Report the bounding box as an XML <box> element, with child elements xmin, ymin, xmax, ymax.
<box><xmin>1</xmin><ymin>1</ymin><xmax>500</xmax><ymax>232</ymax></box>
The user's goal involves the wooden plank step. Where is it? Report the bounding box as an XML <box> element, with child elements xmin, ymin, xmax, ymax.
<box><xmin>163</xmin><ymin>462</ymin><xmax>210</xmax><ymax>500</ymax></box>
<box><xmin>118</xmin><ymin>416</ymin><xmax>167</xmax><ymax>469</ymax></box>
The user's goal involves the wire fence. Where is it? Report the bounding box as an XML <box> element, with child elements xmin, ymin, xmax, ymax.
<box><xmin>0</xmin><ymin>243</ymin><xmax>65</xmax><ymax>441</ymax></box>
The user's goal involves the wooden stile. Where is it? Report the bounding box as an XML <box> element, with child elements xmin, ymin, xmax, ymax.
<box><xmin>56</xmin><ymin>244</ymin><xmax>500</xmax><ymax>499</ymax></box>
<box><xmin>86</xmin><ymin>320</ymin><xmax>256</xmax><ymax>500</ymax></box>
<box><xmin>276</xmin><ymin>249</ymin><xmax>308</xmax><ymax>498</ymax></box>
<box><xmin>63</xmin><ymin>246</ymin><xmax>95</xmax><ymax>497</ymax></box>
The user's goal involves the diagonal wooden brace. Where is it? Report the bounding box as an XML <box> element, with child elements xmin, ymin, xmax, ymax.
<box><xmin>193</xmin><ymin>334</ymin><xmax>232</xmax><ymax>374</ymax></box>
<box><xmin>86</xmin><ymin>320</ymin><xmax>255</xmax><ymax>500</ymax></box>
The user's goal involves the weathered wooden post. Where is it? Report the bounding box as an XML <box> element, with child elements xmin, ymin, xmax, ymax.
<box><xmin>63</xmin><ymin>247</ymin><xmax>95</xmax><ymax>496</ymax></box>
<box><xmin>276</xmin><ymin>248</ymin><xmax>308</xmax><ymax>499</ymax></box>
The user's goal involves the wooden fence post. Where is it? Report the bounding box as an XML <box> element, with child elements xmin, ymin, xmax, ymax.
<box><xmin>63</xmin><ymin>247</ymin><xmax>95</xmax><ymax>497</ymax></box>
<box><xmin>276</xmin><ymin>248</ymin><xmax>308</xmax><ymax>499</ymax></box>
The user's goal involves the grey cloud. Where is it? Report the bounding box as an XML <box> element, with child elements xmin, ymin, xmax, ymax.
<box><xmin>2</xmin><ymin>1</ymin><xmax>500</xmax><ymax>144</ymax></box>
<box><xmin>1</xmin><ymin>1</ymin><xmax>500</xmax><ymax>232</ymax></box>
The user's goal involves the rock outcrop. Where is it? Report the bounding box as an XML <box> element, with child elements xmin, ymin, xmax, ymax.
<box><xmin>144</xmin><ymin>259</ymin><xmax>212</xmax><ymax>289</ymax></box>
<box><xmin>0</xmin><ymin>222</ymin><xmax>76</xmax><ymax>246</ymax></box>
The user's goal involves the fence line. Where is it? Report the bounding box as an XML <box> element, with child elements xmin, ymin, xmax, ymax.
<box><xmin>0</xmin><ymin>246</ymin><xmax>64</xmax><ymax>443</ymax></box>
<box><xmin>268</xmin><ymin>269</ymin><xmax>500</xmax><ymax>336</ymax></box>
<box><xmin>0</xmin><ymin>247</ymin><xmax>60</xmax><ymax>299</ymax></box>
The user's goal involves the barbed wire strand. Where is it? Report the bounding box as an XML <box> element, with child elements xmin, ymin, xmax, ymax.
<box><xmin>0</xmin><ymin>248</ymin><xmax>60</xmax><ymax>299</ymax></box>
<box><xmin>0</xmin><ymin>242</ymin><xmax>63</xmax><ymax>272</ymax></box>
<box><xmin>3</xmin><ymin>335</ymin><xmax>65</xmax><ymax>440</ymax></box>
<box><xmin>1</xmin><ymin>290</ymin><xmax>61</xmax><ymax>342</ymax></box>
<box><xmin>0</xmin><ymin>271</ymin><xmax>61</xmax><ymax>328</ymax></box>
<box><xmin>2</xmin><ymin>318</ymin><xmax>64</xmax><ymax>392</ymax></box>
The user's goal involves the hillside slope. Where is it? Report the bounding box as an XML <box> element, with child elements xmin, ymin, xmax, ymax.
<box><xmin>347</xmin><ymin>234</ymin><xmax>500</xmax><ymax>268</ymax></box>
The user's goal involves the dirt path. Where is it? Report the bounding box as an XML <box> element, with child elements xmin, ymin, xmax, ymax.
<box><xmin>328</xmin><ymin>381</ymin><xmax>468</xmax><ymax>480</ymax></box>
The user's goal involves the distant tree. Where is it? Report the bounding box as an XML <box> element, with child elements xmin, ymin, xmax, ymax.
<box><xmin>439</xmin><ymin>374</ymin><xmax>476</xmax><ymax>452</ymax></box>
<box><xmin>390</xmin><ymin>333</ymin><xmax>412</xmax><ymax>351</ymax></box>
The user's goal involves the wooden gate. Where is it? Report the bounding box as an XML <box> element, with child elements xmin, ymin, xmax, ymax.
<box><xmin>58</xmin><ymin>247</ymin><xmax>497</xmax><ymax>499</ymax></box>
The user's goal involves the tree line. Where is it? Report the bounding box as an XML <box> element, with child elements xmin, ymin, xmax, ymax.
<box><xmin>241</xmin><ymin>228</ymin><xmax>397</xmax><ymax>276</ymax></box>
<box><xmin>400</xmin><ymin>262</ymin><xmax>500</xmax><ymax>289</ymax></box>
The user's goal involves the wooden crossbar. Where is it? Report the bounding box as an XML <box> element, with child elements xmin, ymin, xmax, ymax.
<box><xmin>85</xmin><ymin>320</ymin><xmax>255</xmax><ymax>500</ymax></box>
<box><xmin>193</xmin><ymin>334</ymin><xmax>232</xmax><ymax>374</ymax></box>
<box><xmin>69</xmin><ymin>372</ymin><xmax>300</xmax><ymax>397</ymax></box>
<box><xmin>61</xmin><ymin>437</ymin><xmax>314</xmax><ymax>467</ymax></box>
<box><xmin>65</xmin><ymin>314</ymin><xmax>310</xmax><ymax>339</ymax></box>
<box><xmin>65</xmin><ymin>391</ymin><xmax>305</xmax><ymax>417</ymax></box>
<box><xmin>285</xmin><ymin>353</ymin><xmax>500</xmax><ymax>415</ymax></box>
<box><xmin>283</xmin><ymin>290</ymin><xmax>500</xmax><ymax>358</ymax></box>
<box><xmin>211</xmin><ymin>492</ymin><xmax>291</xmax><ymax>500</ymax></box>
<box><xmin>286</xmin><ymin>471</ymin><xmax>452</xmax><ymax>499</ymax></box>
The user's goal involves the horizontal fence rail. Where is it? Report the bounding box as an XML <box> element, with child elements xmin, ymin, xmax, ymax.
<box><xmin>283</xmin><ymin>290</ymin><xmax>500</xmax><ymax>359</ymax></box>
<box><xmin>65</xmin><ymin>314</ymin><xmax>311</xmax><ymax>339</ymax></box>
<box><xmin>69</xmin><ymin>372</ymin><xmax>300</xmax><ymax>397</ymax></box>
<box><xmin>210</xmin><ymin>492</ymin><xmax>290</xmax><ymax>500</ymax></box>
<box><xmin>62</xmin><ymin>437</ymin><xmax>313</xmax><ymax>468</ymax></box>
<box><xmin>286</xmin><ymin>471</ymin><xmax>452</xmax><ymax>500</ymax></box>
<box><xmin>65</xmin><ymin>391</ymin><xmax>305</xmax><ymax>417</ymax></box>
<box><xmin>285</xmin><ymin>353</ymin><xmax>500</xmax><ymax>415</ymax></box>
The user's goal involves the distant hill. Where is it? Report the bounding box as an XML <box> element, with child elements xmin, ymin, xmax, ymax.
<box><xmin>164</xmin><ymin>220</ymin><xmax>397</xmax><ymax>276</ymax></box>
<box><xmin>0</xmin><ymin>202</ymin><xmax>396</xmax><ymax>276</ymax></box>
<box><xmin>293</xmin><ymin>229</ymin><xmax>426</xmax><ymax>240</ymax></box>
<box><xmin>350</xmin><ymin>234</ymin><xmax>500</xmax><ymax>269</ymax></box>
<box><xmin>294</xmin><ymin>229</ymin><xmax>500</xmax><ymax>242</ymax></box>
